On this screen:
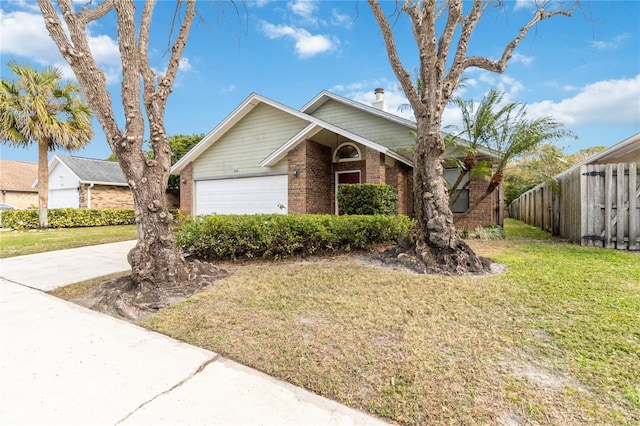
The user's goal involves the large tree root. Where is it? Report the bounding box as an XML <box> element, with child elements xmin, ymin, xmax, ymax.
<box><xmin>376</xmin><ymin>237</ymin><xmax>493</xmax><ymax>276</ymax></box>
<box><xmin>89</xmin><ymin>259</ymin><xmax>227</xmax><ymax>321</ymax></box>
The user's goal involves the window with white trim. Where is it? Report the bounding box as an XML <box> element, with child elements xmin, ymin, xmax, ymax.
<box><xmin>333</xmin><ymin>143</ymin><xmax>361</xmax><ymax>162</ymax></box>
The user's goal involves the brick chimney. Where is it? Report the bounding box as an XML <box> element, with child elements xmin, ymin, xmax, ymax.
<box><xmin>372</xmin><ymin>87</ymin><xmax>386</xmax><ymax>111</ymax></box>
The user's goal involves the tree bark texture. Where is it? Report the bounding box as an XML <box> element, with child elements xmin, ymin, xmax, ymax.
<box><xmin>368</xmin><ymin>0</ymin><xmax>577</xmax><ymax>275</ymax></box>
<box><xmin>37</xmin><ymin>0</ymin><xmax>196</xmax><ymax>299</ymax></box>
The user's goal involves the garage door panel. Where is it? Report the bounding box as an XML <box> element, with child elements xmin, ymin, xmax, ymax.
<box><xmin>195</xmin><ymin>175</ymin><xmax>287</xmax><ymax>215</ymax></box>
<box><xmin>48</xmin><ymin>189</ymin><xmax>79</xmax><ymax>208</ymax></box>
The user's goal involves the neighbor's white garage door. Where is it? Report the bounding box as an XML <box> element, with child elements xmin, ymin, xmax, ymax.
<box><xmin>195</xmin><ymin>175</ymin><xmax>287</xmax><ymax>215</ymax></box>
<box><xmin>48</xmin><ymin>189</ymin><xmax>79</xmax><ymax>208</ymax></box>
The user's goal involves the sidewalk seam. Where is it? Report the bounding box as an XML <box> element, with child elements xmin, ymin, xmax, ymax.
<box><xmin>0</xmin><ymin>276</ymin><xmax>47</xmax><ymax>292</ymax></box>
<box><xmin>115</xmin><ymin>354</ymin><xmax>222</xmax><ymax>425</ymax></box>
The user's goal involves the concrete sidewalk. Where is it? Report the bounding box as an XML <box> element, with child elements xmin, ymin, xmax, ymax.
<box><xmin>0</xmin><ymin>242</ymin><xmax>387</xmax><ymax>426</ymax></box>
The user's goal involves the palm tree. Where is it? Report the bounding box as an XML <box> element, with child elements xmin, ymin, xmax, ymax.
<box><xmin>0</xmin><ymin>62</ymin><xmax>93</xmax><ymax>228</ymax></box>
<box><xmin>453</xmin><ymin>96</ymin><xmax>573</xmax><ymax>223</ymax></box>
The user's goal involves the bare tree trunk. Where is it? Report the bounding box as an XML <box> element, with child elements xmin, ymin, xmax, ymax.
<box><xmin>36</xmin><ymin>0</ymin><xmax>203</xmax><ymax>305</ymax></box>
<box><xmin>38</xmin><ymin>139</ymin><xmax>48</xmax><ymax>229</ymax></box>
<box><xmin>393</xmin><ymin>121</ymin><xmax>487</xmax><ymax>274</ymax></box>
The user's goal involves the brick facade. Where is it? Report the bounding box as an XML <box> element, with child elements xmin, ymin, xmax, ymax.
<box><xmin>1</xmin><ymin>191</ymin><xmax>37</xmax><ymax>209</ymax></box>
<box><xmin>288</xmin><ymin>140</ymin><xmax>332</xmax><ymax>214</ymax></box>
<box><xmin>286</xmin><ymin>141</ymin><xmax>415</xmax><ymax>216</ymax></box>
<box><xmin>453</xmin><ymin>176</ymin><xmax>502</xmax><ymax>229</ymax></box>
<box><xmin>365</xmin><ymin>148</ymin><xmax>385</xmax><ymax>184</ymax></box>
<box><xmin>79</xmin><ymin>184</ymin><xmax>134</xmax><ymax>209</ymax></box>
<box><xmin>75</xmin><ymin>184</ymin><xmax>177</xmax><ymax>210</ymax></box>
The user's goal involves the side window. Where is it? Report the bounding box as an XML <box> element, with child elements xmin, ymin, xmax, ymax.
<box><xmin>443</xmin><ymin>168</ymin><xmax>469</xmax><ymax>213</ymax></box>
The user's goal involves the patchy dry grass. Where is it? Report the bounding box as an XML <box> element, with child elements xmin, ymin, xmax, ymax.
<box><xmin>48</xmin><ymin>219</ymin><xmax>639</xmax><ymax>424</ymax></box>
<box><xmin>143</xmin><ymin>238</ymin><xmax>640</xmax><ymax>425</ymax></box>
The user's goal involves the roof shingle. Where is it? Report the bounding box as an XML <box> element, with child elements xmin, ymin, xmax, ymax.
<box><xmin>0</xmin><ymin>160</ymin><xmax>38</xmax><ymax>192</ymax></box>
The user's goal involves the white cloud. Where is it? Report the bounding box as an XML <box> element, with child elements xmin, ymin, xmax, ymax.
<box><xmin>0</xmin><ymin>10</ymin><xmax>61</xmax><ymax>64</ymax></box>
<box><xmin>288</xmin><ymin>0</ymin><xmax>318</xmax><ymax>20</ymax></box>
<box><xmin>588</xmin><ymin>34</ymin><xmax>630</xmax><ymax>50</ymax></box>
<box><xmin>511</xmin><ymin>52</ymin><xmax>534</xmax><ymax>66</ymax></box>
<box><xmin>220</xmin><ymin>84</ymin><xmax>236</xmax><ymax>94</ymax></box>
<box><xmin>178</xmin><ymin>58</ymin><xmax>193</xmax><ymax>72</ymax></box>
<box><xmin>259</xmin><ymin>21</ymin><xmax>336</xmax><ymax>59</ymax></box>
<box><xmin>526</xmin><ymin>75</ymin><xmax>640</xmax><ymax>126</ymax></box>
<box><xmin>0</xmin><ymin>8</ymin><xmax>121</xmax><ymax>84</ymax></box>
<box><xmin>514</xmin><ymin>0</ymin><xmax>536</xmax><ymax>12</ymax></box>
<box><xmin>332</xmin><ymin>80</ymin><xmax>415</xmax><ymax>121</ymax></box>
<box><xmin>331</xmin><ymin>8</ymin><xmax>353</xmax><ymax>29</ymax></box>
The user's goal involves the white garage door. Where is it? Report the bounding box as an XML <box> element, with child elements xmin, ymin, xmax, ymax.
<box><xmin>195</xmin><ymin>175</ymin><xmax>287</xmax><ymax>215</ymax></box>
<box><xmin>48</xmin><ymin>189</ymin><xmax>79</xmax><ymax>208</ymax></box>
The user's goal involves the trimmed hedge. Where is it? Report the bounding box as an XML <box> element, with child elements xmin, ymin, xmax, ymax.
<box><xmin>0</xmin><ymin>208</ymin><xmax>136</xmax><ymax>229</ymax></box>
<box><xmin>337</xmin><ymin>184</ymin><xmax>398</xmax><ymax>215</ymax></box>
<box><xmin>176</xmin><ymin>214</ymin><xmax>413</xmax><ymax>260</ymax></box>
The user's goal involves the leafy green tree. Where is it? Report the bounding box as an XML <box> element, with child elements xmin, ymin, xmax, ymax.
<box><xmin>504</xmin><ymin>144</ymin><xmax>606</xmax><ymax>204</ymax></box>
<box><xmin>166</xmin><ymin>134</ymin><xmax>203</xmax><ymax>190</ymax></box>
<box><xmin>0</xmin><ymin>61</ymin><xmax>93</xmax><ymax>228</ymax></box>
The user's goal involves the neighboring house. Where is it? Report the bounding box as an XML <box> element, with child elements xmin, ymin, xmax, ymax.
<box><xmin>0</xmin><ymin>160</ymin><xmax>38</xmax><ymax>208</ymax></box>
<box><xmin>172</xmin><ymin>89</ymin><xmax>503</xmax><ymax>228</ymax></box>
<box><xmin>46</xmin><ymin>155</ymin><xmax>134</xmax><ymax>209</ymax></box>
<box><xmin>510</xmin><ymin>132</ymin><xmax>640</xmax><ymax>250</ymax></box>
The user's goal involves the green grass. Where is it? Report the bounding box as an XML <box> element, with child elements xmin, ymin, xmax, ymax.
<box><xmin>139</xmin><ymin>223</ymin><xmax>639</xmax><ymax>425</ymax></box>
<box><xmin>0</xmin><ymin>225</ymin><xmax>137</xmax><ymax>258</ymax></box>
<box><xmin>48</xmin><ymin>219</ymin><xmax>640</xmax><ymax>424</ymax></box>
<box><xmin>503</xmin><ymin>217</ymin><xmax>553</xmax><ymax>240</ymax></box>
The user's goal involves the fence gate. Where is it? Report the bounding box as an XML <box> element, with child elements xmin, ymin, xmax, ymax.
<box><xmin>581</xmin><ymin>163</ymin><xmax>639</xmax><ymax>250</ymax></box>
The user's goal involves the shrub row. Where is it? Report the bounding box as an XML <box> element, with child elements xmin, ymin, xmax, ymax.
<box><xmin>337</xmin><ymin>184</ymin><xmax>398</xmax><ymax>215</ymax></box>
<box><xmin>176</xmin><ymin>214</ymin><xmax>413</xmax><ymax>260</ymax></box>
<box><xmin>0</xmin><ymin>208</ymin><xmax>136</xmax><ymax>229</ymax></box>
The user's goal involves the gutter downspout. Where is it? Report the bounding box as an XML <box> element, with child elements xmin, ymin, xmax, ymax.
<box><xmin>87</xmin><ymin>183</ymin><xmax>95</xmax><ymax>209</ymax></box>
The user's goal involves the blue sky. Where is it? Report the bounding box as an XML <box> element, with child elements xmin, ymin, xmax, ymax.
<box><xmin>1</xmin><ymin>0</ymin><xmax>639</xmax><ymax>164</ymax></box>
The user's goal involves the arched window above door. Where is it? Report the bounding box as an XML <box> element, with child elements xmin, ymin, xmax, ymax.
<box><xmin>334</xmin><ymin>143</ymin><xmax>361</xmax><ymax>162</ymax></box>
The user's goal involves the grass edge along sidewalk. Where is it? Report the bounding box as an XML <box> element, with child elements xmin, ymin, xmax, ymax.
<box><xmin>49</xmin><ymin>219</ymin><xmax>640</xmax><ymax>425</ymax></box>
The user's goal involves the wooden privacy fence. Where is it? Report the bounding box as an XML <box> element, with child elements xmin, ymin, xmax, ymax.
<box><xmin>510</xmin><ymin>162</ymin><xmax>639</xmax><ymax>250</ymax></box>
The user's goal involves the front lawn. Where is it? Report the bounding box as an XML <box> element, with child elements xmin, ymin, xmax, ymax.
<box><xmin>0</xmin><ymin>225</ymin><xmax>137</xmax><ymax>258</ymax></box>
<box><xmin>46</xmin><ymin>219</ymin><xmax>640</xmax><ymax>424</ymax></box>
<box><xmin>142</xmin><ymin>223</ymin><xmax>639</xmax><ymax>425</ymax></box>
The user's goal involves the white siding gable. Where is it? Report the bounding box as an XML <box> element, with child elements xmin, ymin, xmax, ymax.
<box><xmin>49</xmin><ymin>161</ymin><xmax>80</xmax><ymax>190</ymax></box>
<box><xmin>193</xmin><ymin>103</ymin><xmax>308</xmax><ymax>179</ymax></box>
<box><xmin>310</xmin><ymin>100</ymin><xmax>415</xmax><ymax>151</ymax></box>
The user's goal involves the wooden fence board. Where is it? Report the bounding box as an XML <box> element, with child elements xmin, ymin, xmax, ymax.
<box><xmin>629</xmin><ymin>163</ymin><xmax>638</xmax><ymax>250</ymax></box>
<box><xmin>510</xmin><ymin>161</ymin><xmax>639</xmax><ymax>251</ymax></box>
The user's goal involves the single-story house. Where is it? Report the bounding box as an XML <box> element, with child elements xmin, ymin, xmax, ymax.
<box><xmin>0</xmin><ymin>160</ymin><xmax>38</xmax><ymax>208</ymax></box>
<box><xmin>510</xmin><ymin>132</ymin><xmax>640</xmax><ymax>250</ymax></box>
<box><xmin>172</xmin><ymin>89</ymin><xmax>503</xmax><ymax>228</ymax></box>
<box><xmin>46</xmin><ymin>155</ymin><xmax>135</xmax><ymax>209</ymax></box>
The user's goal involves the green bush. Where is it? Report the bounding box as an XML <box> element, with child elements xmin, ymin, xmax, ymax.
<box><xmin>0</xmin><ymin>208</ymin><xmax>136</xmax><ymax>229</ymax></box>
<box><xmin>176</xmin><ymin>214</ymin><xmax>413</xmax><ymax>260</ymax></box>
<box><xmin>337</xmin><ymin>184</ymin><xmax>398</xmax><ymax>215</ymax></box>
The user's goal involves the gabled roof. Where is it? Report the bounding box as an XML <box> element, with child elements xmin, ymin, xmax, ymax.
<box><xmin>581</xmin><ymin>132</ymin><xmax>640</xmax><ymax>165</ymax></box>
<box><xmin>0</xmin><ymin>160</ymin><xmax>38</xmax><ymax>192</ymax></box>
<box><xmin>171</xmin><ymin>92</ymin><xmax>414</xmax><ymax>174</ymax></box>
<box><xmin>554</xmin><ymin>132</ymin><xmax>640</xmax><ymax>180</ymax></box>
<box><xmin>171</xmin><ymin>90</ymin><xmax>499</xmax><ymax>175</ymax></box>
<box><xmin>51</xmin><ymin>155</ymin><xmax>128</xmax><ymax>186</ymax></box>
<box><xmin>302</xmin><ymin>90</ymin><xmax>419</xmax><ymax>130</ymax></box>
